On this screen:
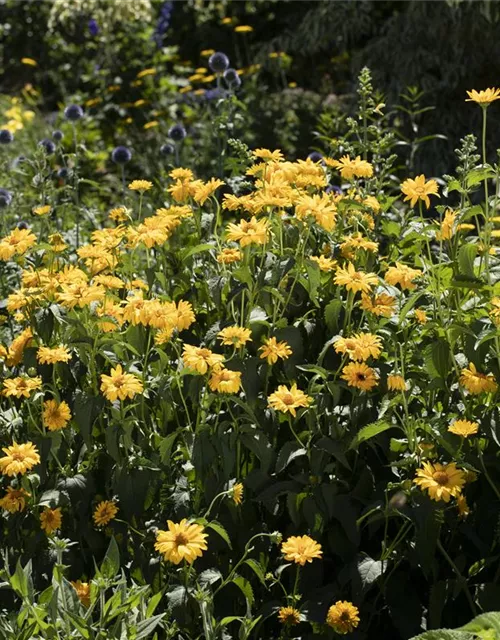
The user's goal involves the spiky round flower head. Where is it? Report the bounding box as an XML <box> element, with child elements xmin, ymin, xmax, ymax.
<box><xmin>0</xmin><ymin>129</ymin><xmax>14</xmax><ymax>144</ymax></box>
<box><xmin>168</xmin><ymin>124</ymin><xmax>187</xmax><ymax>142</ymax></box>
<box><xmin>64</xmin><ymin>104</ymin><xmax>84</xmax><ymax>121</ymax></box>
<box><xmin>88</xmin><ymin>18</ymin><xmax>99</xmax><ymax>36</ymax></box>
<box><xmin>52</xmin><ymin>130</ymin><xmax>63</xmax><ymax>142</ymax></box>
<box><xmin>0</xmin><ymin>188</ymin><xmax>12</xmax><ymax>208</ymax></box>
<box><xmin>160</xmin><ymin>143</ymin><xmax>175</xmax><ymax>156</ymax></box>
<box><xmin>307</xmin><ymin>151</ymin><xmax>323</xmax><ymax>163</ymax></box>
<box><xmin>209</xmin><ymin>51</ymin><xmax>230</xmax><ymax>74</ymax></box>
<box><xmin>38</xmin><ymin>139</ymin><xmax>56</xmax><ymax>155</ymax></box>
<box><xmin>17</xmin><ymin>221</ymin><xmax>28</xmax><ymax>230</ymax></box>
<box><xmin>281</xmin><ymin>534</ymin><xmax>323</xmax><ymax>565</ymax></box>
<box><xmin>111</xmin><ymin>146</ymin><xmax>132</xmax><ymax>164</ymax></box>
<box><xmin>57</xmin><ymin>167</ymin><xmax>69</xmax><ymax>180</ymax></box>
<box><xmin>326</xmin><ymin>601</ymin><xmax>360</xmax><ymax>634</ymax></box>
<box><xmin>224</xmin><ymin>68</ymin><xmax>241</xmax><ymax>88</ymax></box>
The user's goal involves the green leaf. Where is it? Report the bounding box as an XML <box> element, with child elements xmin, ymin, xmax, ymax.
<box><xmin>358</xmin><ymin>556</ymin><xmax>384</xmax><ymax>590</ymax></box>
<box><xmin>135</xmin><ymin>614</ymin><xmax>165</xmax><ymax>640</ymax></box>
<box><xmin>244</xmin><ymin>559</ymin><xmax>267</xmax><ymax>587</ymax></box>
<box><xmin>37</xmin><ymin>490</ymin><xmax>61</xmax><ymax>508</ymax></box>
<box><xmin>409</xmin><ymin>629</ymin><xmax>472</xmax><ymax>640</ymax></box>
<box><xmin>232</xmin><ymin>575</ymin><xmax>254</xmax><ymax>606</ymax></box>
<box><xmin>182</xmin><ymin>243</ymin><xmax>214</xmax><ymax>262</ymax></box>
<box><xmin>458</xmin><ymin>244</ymin><xmax>477</xmax><ymax>278</ymax></box>
<box><xmin>275</xmin><ymin>442</ymin><xmax>307</xmax><ymax>473</ymax></box>
<box><xmin>199</xmin><ymin>569</ymin><xmax>222</xmax><ymax>586</ymax></box>
<box><xmin>10</xmin><ymin>560</ymin><xmax>29</xmax><ymax>599</ymax></box>
<box><xmin>100</xmin><ymin>537</ymin><xmax>120</xmax><ymax>579</ymax></box>
<box><xmin>424</xmin><ymin>340</ymin><xmax>450</xmax><ymax>379</ymax></box>
<box><xmin>324</xmin><ymin>299</ymin><xmax>343</xmax><ymax>333</ymax></box>
<box><xmin>348</xmin><ymin>421</ymin><xmax>392</xmax><ymax>450</ymax></box>
<box><xmin>460</xmin><ymin>612</ymin><xmax>500</xmax><ymax>636</ymax></box>
<box><xmin>466</xmin><ymin>168</ymin><xmax>495</xmax><ymax>188</ymax></box>
<box><xmin>206</xmin><ymin>521</ymin><xmax>232</xmax><ymax>548</ymax></box>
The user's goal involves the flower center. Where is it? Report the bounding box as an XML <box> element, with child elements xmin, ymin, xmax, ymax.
<box><xmin>11</xmin><ymin>451</ymin><xmax>25</xmax><ymax>461</ymax></box>
<box><xmin>340</xmin><ymin>611</ymin><xmax>351</xmax><ymax>622</ymax></box>
<box><xmin>113</xmin><ymin>375</ymin><xmax>125</xmax><ymax>388</ymax></box>
<box><xmin>356</xmin><ymin>373</ymin><xmax>366</xmax><ymax>381</ymax></box>
<box><xmin>174</xmin><ymin>532</ymin><xmax>189</xmax><ymax>546</ymax></box>
<box><xmin>432</xmin><ymin>471</ymin><xmax>449</xmax><ymax>486</ymax></box>
<box><xmin>282</xmin><ymin>393</ymin><xmax>295</xmax><ymax>405</ymax></box>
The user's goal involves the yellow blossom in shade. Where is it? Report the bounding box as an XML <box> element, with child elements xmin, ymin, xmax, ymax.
<box><xmin>232</xmin><ymin>482</ymin><xmax>244</xmax><ymax>505</ymax></box>
<box><xmin>268</xmin><ymin>383</ymin><xmax>312</xmax><ymax>417</ymax></box>
<box><xmin>235</xmin><ymin>25</ymin><xmax>253</xmax><ymax>32</ymax></box>
<box><xmin>310</xmin><ymin>255</ymin><xmax>337</xmax><ymax>272</ymax></box>
<box><xmin>281</xmin><ymin>535</ymin><xmax>322</xmax><ymax>565</ymax></box>
<box><xmin>71</xmin><ymin>581</ymin><xmax>91</xmax><ymax>607</ymax></box>
<box><xmin>0</xmin><ymin>486</ymin><xmax>30</xmax><ymax>513</ymax></box>
<box><xmin>437</xmin><ymin>209</ymin><xmax>457</xmax><ymax>240</ymax></box>
<box><xmin>414</xmin><ymin>461</ymin><xmax>466</xmax><ymax>502</ymax></box>
<box><xmin>93</xmin><ymin>501</ymin><xmax>118</xmax><ymax>527</ymax></box>
<box><xmin>326</xmin><ymin>601</ymin><xmax>360</xmax><ymax>634</ymax></box>
<box><xmin>341</xmin><ymin>362</ymin><xmax>378</xmax><ymax>392</ymax></box>
<box><xmin>253</xmin><ymin>148</ymin><xmax>284</xmax><ymax>161</ymax></box>
<box><xmin>489</xmin><ymin>297</ymin><xmax>500</xmax><ymax>324</ymax></box>
<box><xmin>457</xmin><ymin>223</ymin><xmax>475</xmax><ymax>232</ymax></box>
<box><xmin>43</xmin><ymin>399</ymin><xmax>72</xmax><ymax>431</ymax></box>
<box><xmin>415</xmin><ymin>309</ymin><xmax>427</xmax><ymax>324</ymax></box>
<box><xmin>401</xmin><ymin>174</ymin><xmax>439</xmax><ymax>208</ymax></box>
<box><xmin>182</xmin><ymin>344</ymin><xmax>224</xmax><ymax>374</ymax></box>
<box><xmin>387</xmin><ymin>374</ymin><xmax>407</xmax><ymax>391</ymax></box>
<box><xmin>0</xmin><ymin>442</ymin><xmax>40</xmax><ymax>476</ymax></box>
<box><xmin>40</xmin><ymin>507</ymin><xmax>62</xmax><ymax>535</ymax></box>
<box><xmin>278</xmin><ymin>607</ymin><xmax>301</xmax><ymax>626</ymax></box>
<box><xmin>37</xmin><ymin>345</ymin><xmax>71</xmax><ymax>365</ymax></box>
<box><xmin>364</xmin><ymin>195</ymin><xmax>381</xmax><ymax>213</ymax></box>
<box><xmin>217</xmin><ymin>248</ymin><xmax>242</xmax><ymax>264</ymax></box>
<box><xmin>109</xmin><ymin>207</ymin><xmax>129</xmax><ymax>222</ymax></box>
<box><xmin>333</xmin><ymin>333</ymin><xmax>382</xmax><ymax>361</ymax></box>
<box><xmin>466</xmin><ymin>88</ymin><xmax>500</xmax><ymax>105</ymax></box>
<box><xmin>295</xmin><ymin>193</ymin><xmax>337</xmax><ymax>232</ymax></box>
<box><xmin>334</xmin><ymin>262</ymin><xmax>378</xmax><ymax>294</ymax></box>
<box><xmin>193</xmin><ymin>178</ymin><xmax>225</xmax><ymax>205</ymax></box>
<box><xmin>137</xmin><ymin>67</ymin><xmax>156</xmax><ymax>78</ymax></box>
<box><xmin>208</xmin><ymin>366</ymin><xmax>242</xmax><ymax>394</ymax></box>
<box><xmin>460</xmin><ymin>362</ymin><xmax>498</xmax><ymax>394</ymax></box>
<box><xmin>155</xmin><ymin>519</ymin><xmax>208</xmax><ymax>564</ymax></box>
<box><xmin>218</xmin><ymin>325</ymin><xmax>252</xmax><ymax>348</ymax></box>
<box><xmin>326</xmin><ymin>155</ymin><xmax>373</xmax><ymax>179</ymax></box>
<box><xmin>56</xmin><ymin>283</ymin><xmax>106</xmax><ymax>309</ymax></box>
<box><xmin>48</xmin><ymin>233</ymin><xmax>67</xmax><ymax>252</ymax></box>
<box><xmin>100</xmin><ymin>364</ymin><xmax>143</xmax><ymax>401</ymax></box>
<box><xmin>128</xmin><ymin>180</ymin><xmax>153</xmax><ymax>192</ymax></box>
<box><xmin>340</xmin><ymin>233</ymin><xmax>378</xmax><ymax>258</ymax></box>
<box><xmin>360</xmin><ymin>292</ymin><xmax>396</xmax><ymax>317</ymax></box>
<box><xmin>201</xmin><ymin>48</ymin><xmax>216</xmax><ymax>56</ymax></box>
<box><xmin>457</xmin><ymin>495</ymin><xmax>470</xmax><ymax>519</ymax></box>
<box><xmin>226</xmin><ymin>217</ymin><xmax>269</xmax><ymax>247</ymax></box>
<box><xmin>259</xmin><ymin>337</ymin><xmax>292</xmax><ymax>365</ymax></box>
<box><xmin>3</xmin><ymin>376</ymin><xmax>42</xmax><ymax>398</ymax></box>
<box><xmin>0</xmin><ymin>327</ymin><xmax>33</xmax><ymax>367</ymax></box>
<box><xmin>32</xmin><ymin>205</ymin><xmax>51</xmax><ymax>216</ymax></box>
<box><xmin>144</xmin><ymin>121</ymin><xmax>159</xmax><ymax>129</ymax></box>
<box><xmin>0</xmin><ymin>228</ymin><xmax>37</xmax><ymax>261</ymax></box>
<box><xmin>385</xmin><ymin>262</ymin><xmax>422</xmax><ymax>290</ymax></box>
<box><xmin>448</xmin><ymin>419</ymin><xmax>479</xmax><ymax>437</ymax></box>
<box><xmin>21</xmin><ymin>57</ymin><xmax>37</xmax><ymax>66</ymax></box>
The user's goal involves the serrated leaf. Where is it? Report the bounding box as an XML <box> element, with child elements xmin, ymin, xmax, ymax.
<box><xmin>275</xmin><ymin>442</ymin><xmax>307</xmax><ymax>473</ymax></box>
<box><xmin>458</xmin><ymin>244</ymin><xmax>477</xmax><ymax>278</ymax></box>
<box><xmin>348</xmin><ymin>421</ymin><xmax>392</xmax><ymax>450</ymax></box>
<box><xmin>358</xmin><ymin>556</ymin><xmax>383</xmax><ymax>590</ymax></box>
<box><xmin>135</xmin><ymin>613</ymin><xmax>165</xmax><ymax>639</ymax></box>
<box><xmin>324</xmin><ymin>299</ymin><xmax>343</xmax><ymax>332</ymax></box>
<box><xmin>182</xmin><ymin>243</ymin><xmax>214</xmax><ymax>261</ymax></box>
<box><xmin>206</xmin><ymin>521</ymin><xmax>232</xmax><ymax>548</ymax></box>
<box><xmin>199</xmin><ymin>568</ymin><xmax>222</xmax><ymax>586</ymax></box>
<box><xmin>100</xmin><ymin>537</ymin><xmax>120</xmax><ymax>579</ymax></box>
<box><xmin>232</xmin><ymin>575</ymin><xmax>254</xmax><ymax>606</ymax></box>
<box><xmin>244</xmin><ymin>559</ymin><xmax>267</xmax><ymax>586</ymax></box>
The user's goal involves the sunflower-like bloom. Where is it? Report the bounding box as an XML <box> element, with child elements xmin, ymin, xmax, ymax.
<box><xmin>415</xmin><ymin>309</ymin><xmax>427</xmax><ymax>324</ymax></box>
<box><xmin>226</xmin><ymin>217</ymin><xmax>269</xmax><ymax>246</ymax></box>
<box><xmin>0</xmin><ymin>486</ymin><xmax>30</xmax><ymax>512</ymax></box>
<box><xmin>3</xmin><ymin>376</ymin><xmax>42</xmax><ymax>398</ymax></box>
<box><xmin>334</xmin><ymin>262</ymin><xmax>378</xmax><ymax>294</ymax></box>
<box><xmin>208</xmin><ymin>366</ymin><xmax>242</xmax><ymax>394</ymax></box>
<box><xmin>193</xmin><ymin>178</ymin><xmax>225</xmax><ymax>205</ymax></box>
<box><xmin>309</xmin><ymin>255</ymin><xmax>337</xmax><ymax>272</ymax></box>
<box><xmin>33</xmin><ymin>205</ymin><xmax>51</xmax><ymax>216</ymax></box>
<box><xmin>326</xmin><ymin>155</ymin><xmax>373</xmax><ymax>180</ymax></box>
<box><xmin>259</xmin><ymin>337</ymin><xmax>292</xmax><ymax>364</ymax></box>
<box><xmin>231</xmin><ymin>482</ymin><xmax>244</xmax><ymax>505</ymax></box>
<box><xmin>155</xmin><ymin>519</ymin><xmax>208</xmax><ymax>564</ymax></box>
<box><xmin>436</xmin><ymin>209</ymin><xmax>457</xmax><ymax>241</ymax></box>
<box><xmin>414</xmin><ymin>461</ymin><xmax>466</xmax><ymax>502</ymax></box>
<box><xmin>40</xmin><ymin>507</ymin><xmax>62</xmax><ymax>534</ymax></box>
<box><xmin>0</xmin><ymin>327</ymin><xmax>33</xmax><ymax>367</ymax></box>
<box><xmin>401</xmin><ymin>174</ymin><xmax>439</xmax><ymax>208</ymax></box>
<box><xmin>333</xmin><ymin>333</ymin><xmax>382</xmax><ymax>362</ymax></box>
<box><xmin>93</xmin><ymin>500</ymin><xmax>118</xmax><ymax>527</ymax></box>
<box><xmin>457</xmin><ymin>495</ymin><xmax>470</xmax><ymax>519</ymax></box>
<box><xmin>0</xmin><ymin>442</ymin><xmax>40</xmax><ymax>476</ymax></box>
<box><xmin>387</xmin><ymin>374</ymin><xmax>407</xmax><ymax>392</ymax></box>
<box><xmin>360</xmin><ymin>292</ymin><xmax>396</xmax><ymax>317</ymax></box>
<box><xmin>460</xmin><ymin>363</ymin><xmax>498</xmax><ymax>395</ymax></box>
<box><xmin>466</xmin><ymin>88</ymin><xmax>500</xmax><ymax>105</ymax></box>
<box><xmin>278</xmin><ymin>607</ymin><xmax>301</xmax><ymax>626</ymax></box>
<box><xmin>268</xmin><ymin>383</ymin><xmax>312</xmax><ymax>417</ymax></box>
<box><xmin>182</xmin><ymin>344</ymin><xmax>224</xmax><ymax>374</ymax></box>
<box><xmin>281</xmin><ymin>535</ymin><xmax>322</xmax><ymax>565</ymax></box>
<box><xmin>128</xmin><ymin>179</ymin><xmax>153</xmax><ymax>191</ymax></box>
<box><xmin>217</xmin><ymin>248</ymin><xmax>242</xmax><ymax>264</ymax></box>
<box><xmin>384</xmin><ymin>262</ymin><xmax>422</xmax><ymax>290</ymax></box>
<box><xmin>326</xmin><ymin>601</ymin><xmax>360</xmax><ymax>634</ymax></box>
<box><xmin>218</xmin><ymin>325</ymin><xmax>252</xmax><ymax>348</ymax></box>
<box><xmin>43</xmin><ymin>399</ymin><xmax>72</xmax><ymax>431</ymax></box>
<box><xmin>448</xmin><ymin>419</ymin><xmax>479</xmax><ymax>437</ymax></box>
<box><xmin>490</xmin><ymin>297</ymin><xmax>500</xmax><ymax>325</ymax></box>
<box><xmin>341</xmin><ymin>362</ymin><xmax>378</xmax><ymax>392</ymax></box>
<box><xmin>0</xmin><ymin>228</ymin><xmax>37</xmax><ymax>261</ymax></box>
<box><xmin>37</xmin><ymin>345</ymin><xmax>71</xmax><ymax>365</ymax></box>
<box><xmin>295</xmin><ymin>193</ymin><xmax>337</xmax><ymax>232</ymax></box>
<box><xmin>71</xmin><ymin>581</ymin><xmax>91</xmax><ymax>607</ymax></box>
<box><xmin>340</xmin><ymin>233</ymin><xmax>378</xmax><ymax>258</ymax></box>
<box><xmin>100</xmin><ymin>364</ymin><xmax>143</xmax><ymax>401</ymax></box>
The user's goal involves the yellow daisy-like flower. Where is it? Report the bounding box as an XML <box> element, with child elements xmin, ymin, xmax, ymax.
<box><xmin>253</xmin><ymin>148</ymin><xmax>284</xmax><ymax>162</ymax></box>
<box><xmin>193</xmin><ymin>178</ymin><xmax>225</xmax><ymax>205</ymax></box>
<box><xmin>401</xmin><ymin>174</ymin><xmax>439</xmax><ymax>209</ymax></box>
<box><xmin>0</xmin><ymin>486</ymin><xmax>30</xmax><ymax>513</ymax></box>
<box><xmin>460</xmin><ymin>363</ymin><xmax>498</xmax><ymax>395</ymax></box>
<box><xmin>43</xmin><ymin>399</ymin><xmax>72</xmax><ymax>431</ymax></box>
<box><xmin>21</xmin><ymin>57</ymin><xmax>37</xmax><ymax>66</ymax></box>
<box><xmin>217</xmin><ymin>248</ymin><xmax>242</xmax><ymax>264</ymax></box>
<box><xmin>281</xmin><ymin>535</ymin><xmax>322</xmax><ymax>566</ymax></box>
<box><xmin>37</xmin><ymin>345</ymin><xmax>71</xmax><ymax>365</ymax></box>
<box><xmin>278</xmin><ymin>607</ymin><xmax>301</xmax><ymax>626</ymax></box>
<box><xmin>71</xmin><ymin>581</ymin><xmax>91</xmax><ymax>607</ymax></box>
<box><xmin>457</xmin><ymin>495</ymin><xmax>470</xmax><ymax>519</ymax></box>
<box><xmin>32</xmin><ymin>205</ymin><xmax>51</xmax><ymax>216</ymax></box>
<box><xmin>155</xmin><ymin>519</ymin><xmax>208</xmax><ymax>564</ymax></box>
<box><xmin>259</xmin><ymin>337</ymin><xmax>292</xmax><ymax>365</ymax></box>
<box><xmin>208</xmin><ymin>366</ymin><xmax>242</xmax><ymax>394</ymax></box>
<box><xmin>384</xmin><ymin>262</ymin><xmax>422</xmax><ymax>291</ymax></box>
<box><xmin>232</xmin><ymin>482</ymin><xmax>244</xmax><ymax>505</ymax></box>
<box><xmin>360</xmin><ymin>292</ymin><xmax>396</xmax><ymax>317</ymax></box>
<box><xmin>309</xmin><ymin>255</ymin><xmax>337</xmax><ymax>272</ymax></box>
<box><xmin>448</xmin><ymin>419</ymin><xmax>479</xmax><ymax>437</ymax></box>
<box><xmin>333</xmin><ymin>333</ymin><xmax>382</xmax><ymax>362</ymax></box>
<box><xmin>387</xmin><ymin>374</ymin><xmax>407</xmax><ymax>391</ymax></box>
<box><xmin>128</xmin><ymin>180</ymin><xmax>153</xmax><ymax>192</ymax></box>
<box><xmin>436</xmin><ymin>209</ymin><xmax>457</xmax><ymax>241</ymax></box>
<box><xmin>326</xmin><ymin>155</ymin><xmax>373</xmax><ymax>180</ymax></box>
<box><xmin>93</xmin><ymin>500</ymin><xmax>118</xmax><ymax>527</ymax></box>
<box><xmin>218</xmin><ymin>325</ymin><xmax>252</xmax><ymax>348</ymax></box>
<box><xmin>326</xmin><ymin>601</ymin><xmax>360</xmax><ymax>634</ymax></box>
<box><xmin>182</xmin><ymin>344</ymin><xmax>224</xmax><ymax>374</ymax></box>
<box><xmin>48</xmin><ymin>233</ymin><xmax>67</xmax><ymax>252</ymax></box>
<box><xmin>234</xmin><ymin>25</ymin><xmax>254</xmax><ymax>33</ymax></box>
<box><xmin>334</xmin><ymin>262</ymin><xmax>378</xmax><ymax>294</ymax></box>
<box><xmin>3</xmin><ymin>376</ymin><xmax>42</xmax><ymax>398</ymax></box>
<box><xmin>415</xmin><ymin>309</ymin><xmax>427</xmax><ymax>324</ymax></box>
<box><xmin>100</xmin><ymin>364</ymin><xmax>144</xmax><ymax>401</ymax></box>
<box><xmin>466</xmin><ymin>88</ymin><xmax>500</xmax><ymax>105</ymax></box>
<box><xmin>0</xmin><ymin>228</ymin><xmax>37</xmax><ymax>261</ymax></box>
<box><xmin>341</xmin><ymin>362</ymin><xmax>378</xmax><ymax>392</ymax></box>
<box><xmin>414</xmin><ymin>461</ymin><xmax>466</xmax><ymax>502</ymax></box>
<box><xmin>226</xmin><ymin>217</ymin><xmax>269</xmax><ymax>247</ymax></box>
<box><xmin>40</xmin><ymin>507</ymin><xmax>62</xmax><ymax>535</ymax></box>
<box><xmin>109</xmin><ymin>207</ymin><xmax>129</xmax><ymax>222</ymax></box>
<box><xmin>0</xmin><ymin>442</ymin><xmax>40</xmax><ymax>476</ymax></box>
<box><xmin>268</xmin><ymin>383</ymin><xmax>312</xmax><ymax>417</ymax></box>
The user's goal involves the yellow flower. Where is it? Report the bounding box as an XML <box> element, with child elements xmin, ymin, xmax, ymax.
<box><xmin>182</xmin><ymin>344</ymin><xmax>224</xmax><ymax>374</ymax></box>
<box><xmin>109</xmin><ymin>207</ymin><xmax>129</xmax><ymax>222</ymax></box>
<box><xmin>387</xmin><ymin>374</ymin><xmax>407</xmax><ymax>391</ymax></box>
<box><xmin>100</xmin><ymin>364</ymin><xmax>144</xmax><ymax>401</ymax></box>
<box><xmin>401</xmin><ymin>174</ymin><xmax>439</xmax><ymax>208</ymax></box>
<box><xmin>490</xmin><ymin>297</ymin><xmax>500</xmax><ymax>324</ymax></box>
<box><xmin>253</xmin><ymin>148</ymin><xmax>284</xmax><ymax>162</ymax></box>
<box><xmin>218</xmin><ymin>326</ymin><xmax>252</xmax><ymax>348</ymax></box>
<box><xmin>414</xmin><ymin>461</ymin><xmax>466</xmax><ymax>502</ymax></box>
<box><xmin>217</xmin><ymin>248</ymin><xmax>242</xmax><ymax>264</ymax></box>
<box><xmin>3</xmin><ymin>376</ymin><xmax>42</xmax><ymax>398</ymax></box>
<box><xmin>326</xmin><ymin>601</ymin><xmax>360</xmax><ymax>634</ymax></box>
<box><xmin>360</xmin><ymin>293</ymin><xmax>396</xmax><ymax>317</ymax></box>
<box><xmin>234</xmin><ymin>25</ymin><xmax>253</xmax><ymax>32</ymax></box>
<box><xmin>128</xmin><ymin>180</ymin><xmax>153</xmax><ymax>192</ymax></box>
<box><xmin>144</xmin><ymin>121</ymin><xmax>159</xmax><ymax>129</ymax></box>
<box><xmin>415</xmin><ymin>309</ymin><xmax>427</xmax><ymax>324</ymax></box>
<box><xmin>56</xmin><ymin>283</ymin><xmax>105</xmax><ymax>309</ymax></box>
<box><xmin>43</xmin><ymin>399</ymin><xmax>72</xmax><ymax>431</ymax></box>
<box><xmin>155</xmin><ymin>519</ymin><xmax>208</xmax><ymax>564</ymax></box>
<box><xmin>437</xmin><ymin>209</ymin><xmax>457</xmax><ymax>240</ymax></box>
<box><xmin>281</xmin><ymin>534</ymin><xmax>322</xmax><ymax>565</ymax></box>
<box><xmin>333</xmin><ymin>333</ymin><xmax>382</xmax><ymax>361</ymax></box>
<box><xmin>137</xmin><ymin>67</ymin><xmax>156</xmax><ymax>78</ymax></box>
<box><xmin>21</xmin><ymin>57</ymin><xmax>37</xmax><ymax>66</ymax></box>
<box><xmin>341</xmin><ymin>362</ymin><xmax>378</xmax><ymax>392</ymax></box>
<box><xmin>32</xmin><ymin>205</ymin><xmax>52</xmax><ymax>216</ymax></box>
<box><xmin>40</xmin><ymin>507</ymin><xmax>62</xmax><ymax>535</ymax></box>
<box><xmin>340</xmin><ymin>233</ymin><xmax>378</xmax><ymax>257</ymax></box>
<box><xmin>448</xmin><ymin>419</ymin><xmax>479</xmax><ymax>437</ymax></box>
<box><xmin>0</xmin><ymin>327</ymin><xmax>33</xmax><ymax>367</ymax></box>
<box><xmin>71</xmin><ymin>581</ymin><xmax>91</xmax><ymax>607</ymax></box>
<box><xmin>0</xmin><ymin>442</ymin><xmax>40</xmax><ymax>476</ymax></box>
<box><xmin>278</xmin><ymin>607</ymin><xmax>301</xmax><ymax>625</ymax></box>
<box><xmin>384</xmin><ymin>262</ymin><xmax>422</xmax><ymax>290</ymax></box>
<box><xmin>0</xmin><ymin>486</ymin><xmax>30</xmax><ymax>513</ymax></box>
<box><xmin>466</xmin><ymin>88</ymin><xmax>500</xmax><ymax>105</ymax></box>
<box><xmin>460</xmin><ymin>363</ymin><xmax>498</xmax><ymax>395</ymax></box>
<box><xmin>326</xmin><ymin>155</ymin><xmax>373</xmax><ymax>179</ymax></box>
<box><xmin>232</xmin><ymin>482</ymin><xmax>244</xmax><ymax>505</ymax></box>
<box><xmin>0</xmin><ymin>228</ymin><xmax>37</xmax><ymax>261</ymax></box>
<box><xmin>208</xmin><ymin>366</ymin><xmax>242</xmax><ymax>394</ymax></box>
<box><xmin>309</xmin><ymin>255</ymin><xmax>337</xmax><ymax>272</ymax></box>
<box><xmin>48</xmin><ymin>233</ymin><xmax>67</xmax><ymax>252</ymax></box>
<box><xmin>268</xmin><ymin>383</ymin><xmax>312</xmax><ymax>417</ymax></box>
<box><xmin>259</xmin><ymin>337</ymin><xmax>292</xmax><ymax>365</ymax></box>
<box><xmin>226</xmin><ymin>217</ymin><xmax>269</xmax><ymax>247</ymax></box>
<box><xmin>201</xmin><ymin>49</ymin><xmax>216</xmax><ymax>57</ymax></box>
<box><xmin>93</xmin><ymin>501</ymin><xmax>118</xmax><ymax>527</ymax></box>
<box><xmin>295</xmin><ymin>194</ymin><xmax>337</xmax><ymax>232</ymax></box>
<box><xmin>457</xmin><ymin>495</ymin><xmax>470</xmax><ymax>519</ymax></box>
<box><xmin>37</xmin><ymin>345</ymin><xmax>71</xmax><ymax>365</ymax></box>
<box><xmin>193</xmin><ymin>178</ymin><xmax>225</xmax><ymax>205</ymax></box>
<box><xmin>334</xmin><ymin>262</ymin><xmax>378</xmax><ymax>294</ymax></box>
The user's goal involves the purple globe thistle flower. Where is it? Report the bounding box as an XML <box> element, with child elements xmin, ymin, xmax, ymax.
<box><xmin>0</xmin><ymin>188</ymin><xmax>12</xmax><ymax>208</ymax></box>
<box><xmin>168</xmin><ymin>124</ymin><xmax>186</xmax><ymax>142</ymax></box>
<box><xmin>307</xmin><ymin>152</ymin><xmax>323</xmax><ymax>163</ymax></box>
<box><xmin>64</xmin><ymin>104</ymin><xmax>84</xmax><ymax>121</ymax></box>
<box><xmin>204</xmin><ymin>88</ymin><xmax>224</xmax><ymax>101</ymax></box>
<box><xmin>17</xmin><ymin>221</ymin><xmax>29</xmax><ymax>230</ymax></box>
<box><xmin>209</xmin><ymin>52</ymin><xmax>230</xmax><ymax>74</ymax></box>
<box><xmin>154</xmin><ymin>1</ymin><xmax>173</xmax><ymax>47</ymax></box>
<box><xmin>57</xmin><ymin>167</ymin><xmax>69</xmax><ymax>179</ymax></box>
<box><xmin>111</xmin><ymin>146</ymin><xmax>132</xmax><ymax>164</ymax></box>
<box><xmin>39</xmin><ymin>139</ymin><xmax>56</xmax><ymax>155</ymax></box>
<box><xmin>0</xmin><ymin>129</ymin><xmax>14</xmax><ymax>144</ymax></box>
<box><xmin>88</xmin><ymin>19</ymin><xmax>99</xmax><ymax>36</ymax></box>
<box><xmin>160</xmin><ymin>143</ymin><xmax>174</xmax><ymax>156</ymax></box>
<box><xmin>223</xmin><ymin>68</ymin><xmax>241</xmax><ymax>89</ymax></box>
<box><xmin>326</xmin><ymin>184</ymin><xmax>342</xmax><ymax>195</ymax></box>
<box><xmin>52</xmin><ymin>130</ymin><xmax>64</xmax><ymax>142</ymax></box>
